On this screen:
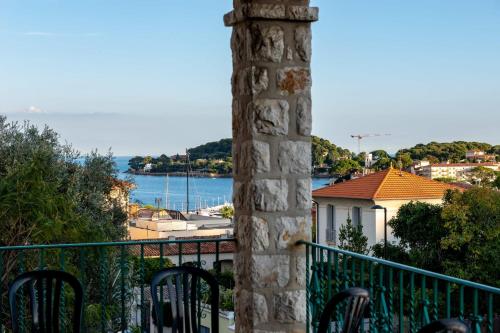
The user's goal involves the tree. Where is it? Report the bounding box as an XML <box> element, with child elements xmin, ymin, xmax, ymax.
<box><xmin>0</xmin><ymin>116</ymin><xmax>128</xmax><ymax>248</ymax></box>
<box><xmin>398</xmin><ymin>141</ymin><xmax>493</xmax><ymax>163</ymax></box>
<box><xmin>370</xmin><ymin>150</ymin><xmax>389</xmax><ymax>160</ymax></box>
<box><xmin>220</xmin><ymin>205</ymin><xmax>234</xmax><ymax>219</ymax></box>
<box><xmin>331</xmin><ymin>159</ymin><xmax>362</xmax><ymax>177</ymax></box>
<box><xmin>0</xmin><ymin>116</ymin><xmax>131</xmax><ymax>326</ymax></box>
<box><xmin>128</xmin><ymin>156</ymin><xmax>144</xmax><ymax>170</ymax></box>
<box><xmin>493</xmin><ymin>172</ymin><xmax>500</xmax><ymax>189</ymax></box>
<box><xmin>389</xmin><ymin>189</ymin><xmax>500</xmax><ymax>286</ymax></box>
<box><xmin>467</xmin><ymin>166</ymin><xmax>496</xmax><ymax>186</ymax></box>
<box><xmin>388</xmin><ymin>201</ymin><xmax>446</xmax><ymax>272</ymax></box>
<box><xmin>338</xmin><ymin>214</ymin><xmax>369</xmax><ymax>254</ymax></box>
<box><xmin>395</xmin><ymin>152</ymin><xmax>413</xmax><ymax>169</ymax></box>
<box><xmin>372</xmin><ymin>157</ymin><xmax>395</xmax><ymax>171</ymax></box>
<box><xmin>440</xmin><ymin>188</ymin><xmax>500</xmax><ymax>286</ymax></box>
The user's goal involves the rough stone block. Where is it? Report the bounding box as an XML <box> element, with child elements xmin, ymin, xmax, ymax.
<box><xmin>234</xmin><ymin>252</ymin><xmax>249</xmax><ymax>289</ymax></box>
<box><xmin>296</xmin><ymin>178</ymin><xmax>312</xmax><ymax>210</ymax></box>
<box><xmin>277</xmin><ymin>67</ymin><xmax>311</xmax><ymax>96</ymax></box>
<box><xmin>286</xmin><ymin>46</ymin><xmax>293</xmax><ymax>61</ymax></box>
<box><xmin>252</xmin><ymin>292</ymin><xmax>268</xmax><ymax>326</ymax></box>
<box><xmin>294</xmin><ymin>27</ymin><xmax>311</xmax><ymax>62</ymax></box>
<box><xmin>233</xmin><ymin>181</ymin><xmax>251</xmax><ymax>210</ymax></box>
<box><xmin>296</xmin><ymin>96</ymin><xmax>312</xmax><ymax>136</ymax></box>
<box><xmin>275</xmin><ymin>216</ymin><xmax>311</xmax><ymax>250</ymax></box>
<box><xmin>254</xmin><ymin>179</ymin><xmax>288</xmax><ymax>212</ymax></box>
<box><xmin>273</xmin><ymin>290</ymin><xmax>307</xmax><ymax>323</ymax></box>
<box><xmin>246</xmin><ymin>4</ymin><xmax>286</xmax><ymax>20</ymax></box>
<box><xmin>286</xmin><ymin>6</ymin><xmax>319</xmax><ymax>22</ymax></box>
<box><xmin>251</xmin><ymin>216</ymin><xmax>270</xmax><ymax>252</ymax></box>
<box><xmin>251</xmin><ymin>66</ymin><xmax>269</xmax><ymax>95</ymax></box>
<box><xmin>240</xmin><ymin>140</ymin><xmax>271</xmax><ymax>175</ymax></box>
<box><xmin>251</xmin><ymin>255</ymin><xmax>290</xmax><ymax>288</ymax></box>
<box><xmin>278</xmin><ymin>141</ymin><xmax>311</xmax><ymax>174</ymax></box>
<box><xmin>251</xmin><ymin>99</ymin><xmax>289</xmax><ymax>136</ymax></box>
<box><xmin>235</xmin><ymin>288</ymin><xmax>252</xmax><ymax>329</ymax></box>
<box><xmin>250</xmin><ymin>24</ymin><xmax>284</xmax><ymax>62</ymax></box>
<box><xmin>295</xmin><ymin>256</ymin><xmax>307</xmax><ymax>287</ymax></box>
<box><xmin>231</xmin><ymin>26</ymin><xmax>247</xmax><ymax>62</ymax></box>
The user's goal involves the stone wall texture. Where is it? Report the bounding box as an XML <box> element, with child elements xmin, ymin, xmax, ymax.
<box><xmin>225</xmin><ymin>1</ymin><xmax>317</xmax><ymax>332</ymax></box>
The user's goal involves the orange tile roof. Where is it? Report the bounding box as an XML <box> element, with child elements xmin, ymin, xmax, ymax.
<box><xmin>312</xmin><ymin>168</ymin><xmax>461</xmax><ymax>200</ymax></box>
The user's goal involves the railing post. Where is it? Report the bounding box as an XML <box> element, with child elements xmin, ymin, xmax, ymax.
<box><xmin>224</xmin><ymin>1</ymin><xmax>318</xmax><ymax>331</ymax></box>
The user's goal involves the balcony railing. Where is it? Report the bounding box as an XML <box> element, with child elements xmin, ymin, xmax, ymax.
<box><xmin>1</xmin><ymin>239</ymin><xmax>499</xmax><ymax>333</ymax></box>
<box><xmin>300</xmin><ymin>241</ymin><xmax>500</xmax><ymax>333</ymax></box>
<box><xmin>0</xmin><ymin>238</ymin><xmax>236</xmax><ymax>333</ymax></box>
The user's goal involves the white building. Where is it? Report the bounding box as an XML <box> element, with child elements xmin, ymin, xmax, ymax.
<box><xmin>129</xmin><ymin>209</ymin><xmax>233</xmax><ymax>240</ymax></box>
<box><xmin>313</xmin><ymin>168</ymin><xmax>461</xmax><ymax>248</ymax></box>
<box><xmin>465</xmin><ymin>150</ymin><xmax>496</xmax><ymax>162</ymax></box>
<box><xmin>419</xmin><ymin>162</ymin><xmax>499</xmax><ymax>180</ymax></box>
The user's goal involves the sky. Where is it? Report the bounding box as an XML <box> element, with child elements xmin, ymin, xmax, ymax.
<box><xmin>1</xmin><ymin>0</ymin><xmax>499</xmax><ymax>156</ymax></box>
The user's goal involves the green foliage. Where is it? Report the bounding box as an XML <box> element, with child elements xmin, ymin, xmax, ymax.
<box><xmin>338</xmin><ymin>214</ymin><xmax>369</xmax><ymax>254</ymax></box>
<box><xmin>467</xmin><ymin>166</ymin><xmax>496</xmax><ymax>186</ymax></box>
<box><xmin>389</xmin><ymin>201</ymin><xmax>447</xmax><ymax>272</ymax></box>
<box><xmin>440</xmin><ymin>187</ymin><xmax>500</xmax><ymax>285</ymax></box>
<box><xmin>372</xmin><ymin>156</ymin><xmax>395</xmax><ymax>171</ymax></box>
<box><xmin>372</xmin><ymin>242</ymin><xmax>411</xmax><ymax>263</ymax></box>
<box><xmin>395</xmin><ymin>152</ymin><xmax>414</xmax><ymax>169</ymax></box>
<box><xmin>311</xmin><ymin>135</ymin><xmax>351</xmax><ymax>167</ymax></box>
<box><xmin>0</xmin><ymin>116</ymin><xmax>128</xmax><ymax>246</ymax></box>
<box><xmin>493</xmin><ymin>172</ymin><xmax>500</xmax><ymax>189</ymax></box>
<box><xmin>220</xmin><ymin>287</ymin><xmax>234</xmax><ymax>311</ymax></box>
<box><xmin>398</xmin><ymin>141</ymin><xmax>493</xmax><ymax>163</ymax></box>
<box><xmin>220</xmin><ymin>205</ymin><xmax>234</xmax><ymax>219</ymax></box>
<box><xmin>330</xmin><ymin>159</ymin><xmax>362</xmax><ymax>177</ymax></box>
<box><xmin>188</xmin><ymin>138</ymin><xmax>232</xmax><ymax>160</ymax></box>
<box><xmin>370</xmin><ymin>150</ymin><xmax>389</xmax><ymax>160</ymax></box>
<box><xmin>130</xmin><ymin>256</ymin><xmax>174</xmax><ymax>285</ymax></box>
<box><xmin>390</xmin><ymin>189</ymin><xmax>500</xmax><ymax>286</ymax></box>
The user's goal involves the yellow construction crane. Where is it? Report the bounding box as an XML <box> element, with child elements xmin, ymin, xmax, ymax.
<box><xmin>350</xmin><ymin>133</ymin><xmax>391</xmax><ymax>155</ymax></box>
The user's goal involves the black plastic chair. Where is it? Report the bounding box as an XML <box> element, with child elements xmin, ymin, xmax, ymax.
<box><xmin>150</xmin><ymin>266</ymin><xmax>219</xmax><ymax>333</ymax></box>
<box><xmin>418</xmin><ymin>319</ymin><xmax>469</xmax><ymax>333</ymax></box>
<box><xmin>317</xmin><ymin>287</ymin><xmax>370</xmax><ymax>333</ymax></box>
<box><xmin>9</xmin><ymin>270</ymin><xmax>83</xmax><ymax>333</ymax></box>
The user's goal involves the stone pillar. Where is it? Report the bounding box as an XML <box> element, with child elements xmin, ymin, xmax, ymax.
<box><xmin>224</xmin><ymin>2</ymin><xmax>318</xmax><ymax>332</ymax></box>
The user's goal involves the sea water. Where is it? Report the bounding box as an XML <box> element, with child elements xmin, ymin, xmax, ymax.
<box><xmin>114</xmin><ymin>156</ymin><xmax>328</xmax><ymax>210</ymax></box>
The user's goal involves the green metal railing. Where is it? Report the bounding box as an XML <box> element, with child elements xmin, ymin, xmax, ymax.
<box><xmin>0</xmin><ymin>238</ymin><xmax>236</xmax><ymax>333</ymax></box>
<box><xmin>300</xmin><ymin>241</ymin><xmax>500</xmax><ymax>333</ymax></box>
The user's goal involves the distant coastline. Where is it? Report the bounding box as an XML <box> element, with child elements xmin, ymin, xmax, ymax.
<box><xmin>126</xmin><ymin>169</ymin><xmax>331</xmax><ymax>179</ymax></box>
<box><xmin>126</xmin><ymin>169</ymin><xmax>233</xmax><ymax>178</ymax></box>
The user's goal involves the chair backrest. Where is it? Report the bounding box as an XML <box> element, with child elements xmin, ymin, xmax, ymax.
<box><xmin>317</xmin><ymin>287</ymin><xmax>370</xmax><ymax>333</ymax></box>
<box><xmin>150</xmin><ymin>266</ymin><xmax>219</xmax><ymax>333</ymax></box>
<box><xmin>418</xmin><ymin>319</ymin><xmax>469</xmax><ymax>333</ymax></box>
<box><xmin>8</xmin><ymin>270</ymin><xmax>83</xmax><ymax>333</ymax></box>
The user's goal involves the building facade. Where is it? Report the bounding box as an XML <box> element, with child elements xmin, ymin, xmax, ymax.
<box><xmin>313</xmin><ymin>168</ymin><xmax>460</xmax><ymax>248</ymax></box>
<box><xmin>419</xmin><ymin>162</ymin><xmax>499</xmax><ymax>180</ymax></box>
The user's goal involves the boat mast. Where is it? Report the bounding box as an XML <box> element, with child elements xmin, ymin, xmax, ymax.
<box><xmin>186</xmin><ymin>148</ymin><xmax>189</xmax><ymax>214</ymax></box>
<box><xmin>165</xmin><ymin>174</ymin><xmax>169</xmax><ymax>210</ymax></box>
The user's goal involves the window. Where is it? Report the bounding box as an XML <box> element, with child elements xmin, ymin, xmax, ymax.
<box><xmin>201</xmin><ymin>326</ymin><xmax>210</xmax><ymax>333</ymax></box>
<box><xmin>326</xmin><ymin>205</ymin><xmax>335</xmax><ymax>242</ymax></box>
<box><xmin>352</xmin><ymin>207</ymin><xmax>362</xmax><ymax>227</ymax></box>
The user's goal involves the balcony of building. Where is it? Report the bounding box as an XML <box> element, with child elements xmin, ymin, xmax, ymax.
<box><xmin>0</xmin><ymin>238</ymin><xmax>498</xmax><ymax>333</ymax></box>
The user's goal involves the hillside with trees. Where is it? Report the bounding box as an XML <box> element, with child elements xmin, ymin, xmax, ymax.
<box><xmin>188</xmin><ymin>138</ymin><xmax>232</xmax><ymax>160</ymax></box>
<box><xmin>129</xmin><ymin>138</ymin><xmax>498</xmax><ymax>177</ymax></box>
<box><xmin>397</xmin><ymin>141</ymin><xmax>499</xmax><ymax>163</ymax></box>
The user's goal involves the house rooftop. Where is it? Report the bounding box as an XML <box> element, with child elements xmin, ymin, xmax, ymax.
<box><xmin>428</xmin><ymin>162</ymin><xmax>498</xmax><ymax>167</ymax></box>
<box><xmin>312</xmin><ymin>167</ymin><xmax>461</xmax><ymax>200</ymax></box>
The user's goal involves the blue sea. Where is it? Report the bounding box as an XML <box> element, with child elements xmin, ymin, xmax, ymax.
<box><xmin>114</xmin><ymin>157</ymin><xmax>328</xmax><ymax>210</ymax></box>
